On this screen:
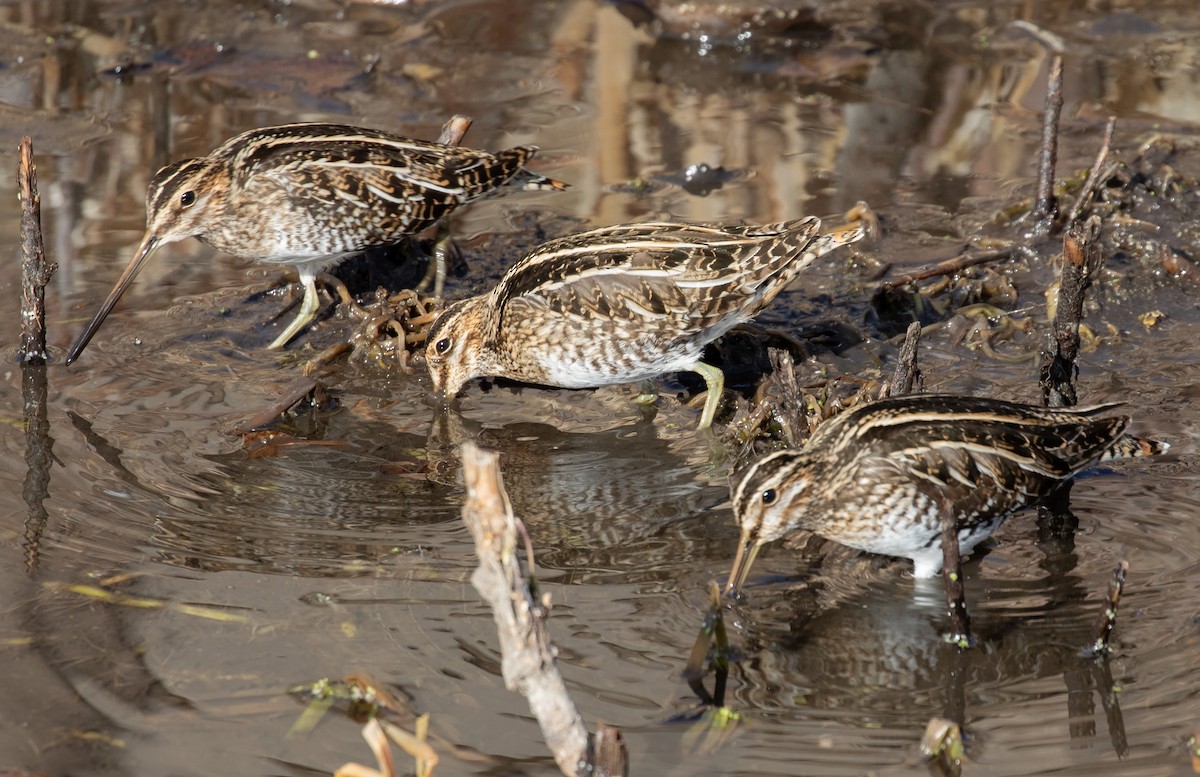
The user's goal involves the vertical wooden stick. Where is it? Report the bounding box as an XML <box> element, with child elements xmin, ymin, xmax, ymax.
<box><xmin>884</xmin><ymin>321</ymin><xmax>923</xmax><ymax>398</ymax></box>
<box><xmin>939</xmin><ymin>500</ymin><xmax>974</xmax><ymax>649</ymax></box>
<box><xmin>18</xmin><ymin>136</ymin><xmax>56</xmax><ymax>574</ymax></box>
<box><xmin>1087</xmin><ymin>560</ymin><xmax>1129</xmax><ymax>657</ymax></box>
<box><xmin>18</xmin><ymin>136</ymin><xmax>57</xmax><ymax>363</ymax></box>
<box><xmin>460</xmin><ymin>442</ymin><xmax>627</xmax><ymax>777</ymax></box>
<box><xmin>436</xmin><ymin>115</ymin><xmax>473</xmax><ymax>146</ymax></box>
<box><xmin>1040</xmin><ymin>216</ymin><xmax>1102</xmax><ymax>408</ymax></box>
<box><xmin>1032</xmin><ymin>54</ymin><xmax>1064</xmax><ymax>231</ymax></box>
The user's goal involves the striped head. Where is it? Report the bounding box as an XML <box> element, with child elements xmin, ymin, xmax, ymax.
<box><xmin>65</xmin><ymin>157</ymin><xmax>226</xmax><ymax>364</ymax></box>
<box><xmin>725</xmin><ymin>449</ymin><xmax>817</xmax><ymax>593</ymax></box>
<box><xmin>142</xmin><ymin>157</ymin><xmax>229</xmax><ymax>249</ymax></box>
<box><xmin>425</xmin><ymin>297</ymin><xmax>500</xmax><ymax>402</ymax></box>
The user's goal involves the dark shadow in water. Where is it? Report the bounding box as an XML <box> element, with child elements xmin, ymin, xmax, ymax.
<box><xmin>68</xmin><ymin>409</ymin><xmax>143</xmax><ymax>489</ymax></box>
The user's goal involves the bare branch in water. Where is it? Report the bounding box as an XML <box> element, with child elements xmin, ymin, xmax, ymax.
<box><xmin>460</xmin><ymin>442</ymin><xmax>627</xmax><ymax>777</ymax></box>
<box><xmin>939</xmin><ymin>499</ymin><xmax>974</xmax><ymax>649</ymax></box>
<box><xmin>882</xmin><ymin>322</ymin><xmax>923</xmax><ymax>398</ymax></box>
<box><xmin>18</xmin><ymin>136</ymin><xmax>56</xmax><ymax>363</ymax></box>
<box><xmin>1040</xmin><ymin>217</ymin><xmax>1103</xmax><ymax>408</ymax></box>
<box><xmin>1066</xmin><ymin>118</ymin><xmax>1117</xmax><ymax>225</ymax></box>
<box><xmin>1087</xmin><ymin>560</ymin><xmax>1129</xmax><ymax>658</ymax></box>
<box><xmin>1031</xmin><ymin>53</ymin><xmax>1065</xmax><ymax>233</ymax></box>
<box><xmin>879</xmin><ymin>248</ymin><xmax>1011</xmax><ymax>292</ymax></box>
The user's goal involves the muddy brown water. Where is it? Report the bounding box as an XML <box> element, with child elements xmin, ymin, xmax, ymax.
<box><xmin>2</xmin><ymin>1</ymin><xmax>1199</xmax><ymax>775</ymax></box>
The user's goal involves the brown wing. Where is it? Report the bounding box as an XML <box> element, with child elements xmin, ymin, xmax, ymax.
<box><xmin>492</xmin><ymin>219</ymin><xmax>824</xmax><ymax>335</ymax></box>
<box><xmin>228</xmin><ymin>124</ymin><xmax>528</xmax><ymax>223</ymax></box>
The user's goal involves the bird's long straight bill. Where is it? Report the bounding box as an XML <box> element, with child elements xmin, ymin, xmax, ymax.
<box><xmin>66</xmin><ymin>233</ymin><xmax>160</xmax><ymax>364</ymax></box>
<box><xmin>724</xmin><ymin>532</ymin><xmax>761</xmax><ymax>595</ymax></box>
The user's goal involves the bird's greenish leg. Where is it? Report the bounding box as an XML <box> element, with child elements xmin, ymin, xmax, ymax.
<box><xmin>416</xmin><ymin>222</ymin><xmax>454</xmax><ymax>298</ymax></box>
<box><xmin>687</xmin><ymin>361</ymin><xmax>726</xmax><ymax>430</ymax></box>
<box><xmin>269</xmin><ymin>268</ymin><xmax>321</xmax><ymax>349</ymax></box>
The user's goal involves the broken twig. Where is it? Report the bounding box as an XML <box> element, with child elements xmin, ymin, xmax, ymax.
<box><xmin>883</xmin><ymin>322</ymin><xmax>922</xmax><ymax>398</ymax></box>
<box><xmin>18</xmin><ymin>137</ymin><xmax>56</xmax><ymax>363</ymax></box>
<box><xmin>939</xmin><ymin>499</ymin><xmax>973</xmax><ymax>649</ymax></box>
<box><xmin>231</xmin><ymin>377</ymin><xmax>324</xmax><ymax>434</ymax></box>
<box><xmin>231</xmin><ymin>339</ymin><xmax>350</xmax><ymax>434</ymax></box>
<box><xmin>1040</xmin><ymin>216</ymin><xmax>1102</xmax><ymax>407</ymax></box>
<box><xmin>18</xmin><ymin>136</ymin><xmax>56</xmax><ymax>575</ymax></box>
<box><xmin>460</xmin><ymin>442</ymin><xmax>627</xmax><ymax>777</ymax></box>
<box><xmin>879</xmin><ymin>248</ymin><xmax>1011</xmax><ymax>292</ymax></box>
<box><xmin>436</xmin><ymin>115</ymin><xmax>473</xmax><ymax>146</ymax></box>
<box><xmin>1031</xmin><ymin>53</ymin><xmax>1065</xmax><ymax>232</ymax></box>
<box><xmin>1066</xmin><ymin>117</ymin><xmax>1117</xmax><ymax>225</ymax></box>
<box><xmin>1086</xmin><ymin>560</ymin><xmax>1129</xmax><ymax>658</ymax></box>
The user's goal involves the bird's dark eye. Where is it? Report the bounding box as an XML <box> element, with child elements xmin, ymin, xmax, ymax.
<box><xmin>434</xmin><ymin>337</ymin><xmax>452</xmax><ymax>356</ymax></box>
<box><xmin>180</xmin><ymin>191</ymin><xmax>196</xmax><ymax>208</ymax></box>
<box><xmin>761</xmin><ymin>488</ymin><xmax>777</xmax><ymax>505</ymax></box>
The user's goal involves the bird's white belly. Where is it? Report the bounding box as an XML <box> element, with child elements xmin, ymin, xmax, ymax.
<box><xmin>835</xmin><ymin>485</ymin><xmax>1010</xmax><ymax>578</ymax></box>
<box><xmin>848</xmin><ymin>513</ymin><xmax>1008</xmax><ymax>578</ymax></box>
<box><xmin>530</xmin><ymin>336</ymin><xmax>703</xmax><ymax>388</ymax></box>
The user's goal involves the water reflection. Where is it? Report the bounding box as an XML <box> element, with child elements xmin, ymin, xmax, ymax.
<box><xmin>724</xmin><ymin>573</ymin><xmax>1135</xmax><ymax>757</ymax></box>
<box><xmin>472</xmin><ymin>420</ymin><xmax>727</xmax><ymax>582</ymax></box>
<box><xmin>21</xmin><ymin>364</ymin><xmax>53</xmax><ymax>576</ymax></box>
<box><xmin>50</xmin><ymin>372</ymin><xmax>729</xmax><ymax>585</ymax></box>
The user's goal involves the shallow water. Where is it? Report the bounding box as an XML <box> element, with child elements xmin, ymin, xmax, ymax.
<box><xmin>2</xmin><ymin>1</ymin><xmax>1200</xmax><ymax>775</ymax></box>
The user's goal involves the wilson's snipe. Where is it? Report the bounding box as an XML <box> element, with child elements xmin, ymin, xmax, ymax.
<box><xmin>65</xmin><ymin>122</ymin><xmax>566</xmax><ymax>363</ymax></box>
<box><xmin>726</xmin><ymin>394</ymin><xmax>1167</xmax><ymax>591</ymax></box>
<box><xmin>424</xmin><ymin>218</ymin><xmax>864</xmax><ymax>430</ymax></box>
